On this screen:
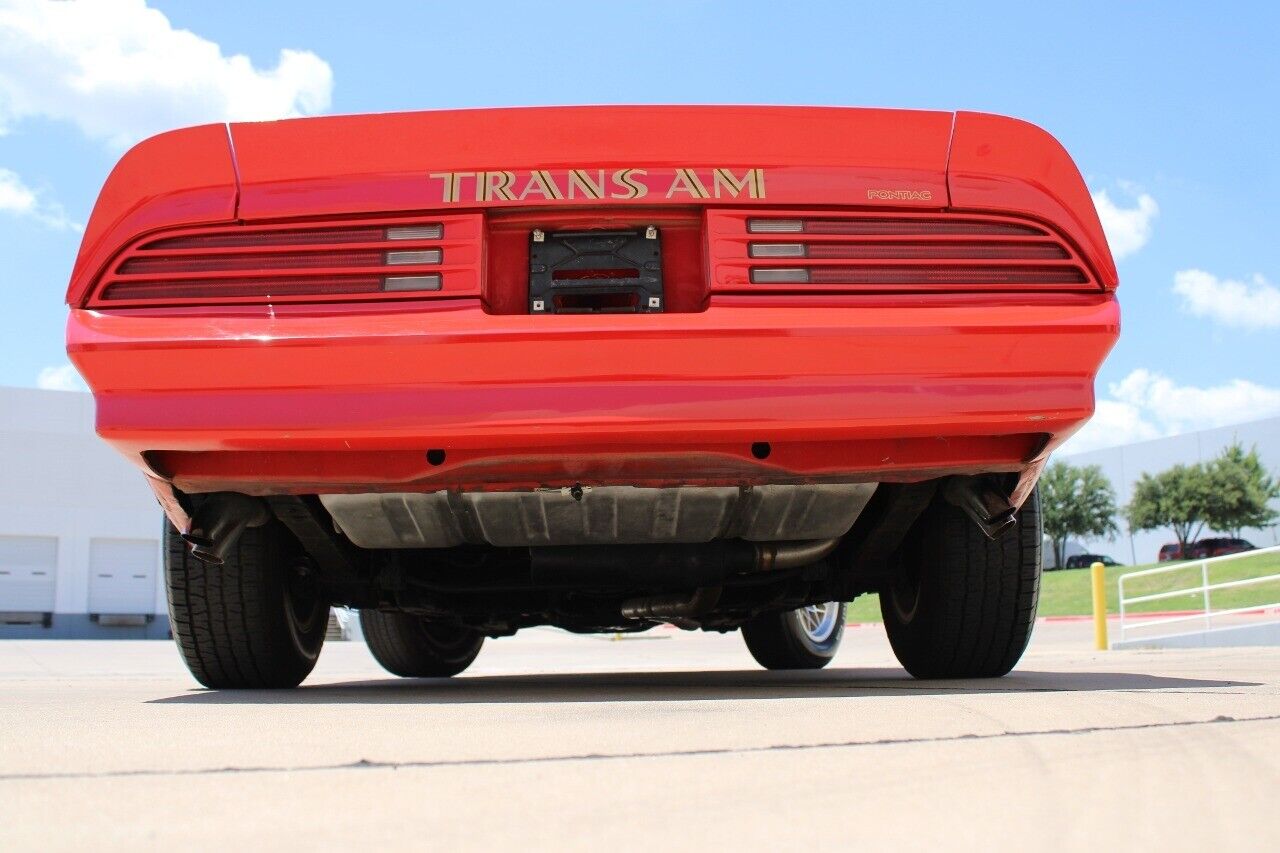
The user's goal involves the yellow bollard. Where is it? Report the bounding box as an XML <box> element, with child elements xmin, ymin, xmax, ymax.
<box><xmin>1090</xmin><ymin>561</ymin><xmax>1108</xmax><ymax>650</ymax></box>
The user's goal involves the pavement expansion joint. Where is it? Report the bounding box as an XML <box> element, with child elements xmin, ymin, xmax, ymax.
<box><xmin>3</xmin><ymin>711</ymin><xmax>1276</xmax><ymax>784</ymax></box>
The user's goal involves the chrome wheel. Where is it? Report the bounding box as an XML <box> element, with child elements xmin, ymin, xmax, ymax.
<box><xmin>743</xmin><ymin>600</ymin><xmax>846</xmax><ymax>670</ymax></box>
<box><xmin>794</xmin><ymin>601</ymin><xmax>841</xmax><ymax>643</ymax></box>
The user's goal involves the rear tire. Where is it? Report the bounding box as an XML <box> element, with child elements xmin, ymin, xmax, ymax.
<box><xmin>881</xmin><ymin>486</ymin><xmax>1042</xmax><ymax>679</ymax></box>
<box><xmin>165</xmin><ymin>520</ymin><xmax>327</xmax><ymax>689</ymax></box>
<box><xmin>742</xmin><ymin>601</ymin><xmax>845</xmax><ymax>670</ymax></box>
<box><xmin>360</xmin><ymin>610</ymin><xmax>484</xmax><ymax>677</ymax></box>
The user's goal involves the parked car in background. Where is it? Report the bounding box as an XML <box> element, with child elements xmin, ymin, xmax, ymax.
<box><xmin>1064</xmin><ymin>554</ymin><xmax>1121</xmax><ymax>569</ymax></box>
<box><xmin>1187</xmin><ymin>538</ymin><xmax>1256</xmax><ymax>559</ymax></box>
<box><xmin>1158</xmin><ymin>543</ymin><xmax>1185</xmax><ymax>562</ymax></box>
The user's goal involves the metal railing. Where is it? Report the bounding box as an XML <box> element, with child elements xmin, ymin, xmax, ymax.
<box><xmin>1116</xmin><ymin>544</ymin><xmax>1280</xmax><ymax>644</ymax></box>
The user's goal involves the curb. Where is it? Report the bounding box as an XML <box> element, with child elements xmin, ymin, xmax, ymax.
<box><xmin>847</xmin><ymin>607</ymin><xmax>1280</xmax><ymax>628</ymax></box>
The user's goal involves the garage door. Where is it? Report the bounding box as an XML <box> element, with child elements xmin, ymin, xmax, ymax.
<box><xmin>0</xmin><ymin>536</ymin><xmax>57</xmax><ymax>614</ymax></box>
<box><xmin>88</xmin><ymin>538</ymin><xmax>158</xmax><ymax>615</ymax></box>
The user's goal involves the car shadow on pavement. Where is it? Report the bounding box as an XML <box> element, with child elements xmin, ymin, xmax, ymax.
<box><xmin>149</xmin><ymin>667</ymin><xmax>1259</xmax><ymax>704</ymax></box>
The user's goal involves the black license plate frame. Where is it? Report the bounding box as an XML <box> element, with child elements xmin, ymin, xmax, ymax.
<box><xmin>528</xmin><ymin>227</ymin><xmax>663</xmax><ymax>314</ymax></box>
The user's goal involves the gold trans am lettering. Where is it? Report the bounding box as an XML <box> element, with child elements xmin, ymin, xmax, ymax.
<box><xmin>866</xmin><ymin>189</ymin><xmax>933</xmax><ymax>201</ymax></box>
<box><xmin>429</xmin><ymin>168</ymin><xmax>766</xmax><ymax>203</ymax></box>
<box><xmin>612</xmin><ymin>168</ymin><xmax>648</xmax><ymax>200</ymax></box>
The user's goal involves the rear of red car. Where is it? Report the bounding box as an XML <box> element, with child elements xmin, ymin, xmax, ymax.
<box><xmin>1188</xmin><ymin>538</ymin><xmax>1256</xmax><ymax>559</ymax></box>
<box><xmin>66</xmin><ymin>106</ymin><xmax>1118</xmax><ymax>688</ymax></box>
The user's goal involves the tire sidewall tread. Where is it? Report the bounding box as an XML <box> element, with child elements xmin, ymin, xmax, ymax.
<box><xmin>360</xmin><ymin>610</ymin><xmax>484</xmax><ymax>678</ymax></box>
<box><xmin>165</xmin><ymin>521</ymin><xmax>325</xmax><ymax>689</ymax></box>
<box><xmin>881</xmin><ymin>488</ymin><xmax>1042</xmax><ymax>679</ymax></box>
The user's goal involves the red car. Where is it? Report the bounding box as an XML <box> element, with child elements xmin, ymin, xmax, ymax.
<box><xmin>1188</xmin><ymin>538</ymin><xmax>1256</xmax><ymax>559</ymax></box>
<box><xmin>66</xmin><ymin>106</ymin><xmax>1118</xmax><ymax>688</ymax></box>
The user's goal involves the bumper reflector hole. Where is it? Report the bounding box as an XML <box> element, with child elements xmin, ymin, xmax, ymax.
<box><xmin>426</xmin><ymin>449</ymin><xmax>447</xmax><ymax>466</ymax></box>
<box><xmin>751</xmin><ymin>442</ymin><xmax>771</xmax><ymax>460</ymax></box>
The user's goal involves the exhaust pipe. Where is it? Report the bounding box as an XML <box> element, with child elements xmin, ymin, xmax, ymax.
<box><xmin>181</xmin><ymin>493</ymin><xmax>271</xmax><ymax>565</ymax></box>
<box><xmin>620</xmin><ymin>587</ymin><xmax>722</xmax><ymax>629</ymax></box>
<box><xmin>754</xmin><ymin>538</ymin><xmax>841</xmax><ymax>572</ymax></box>
<box><xmin>942</xmin><ymin>478</ymin><xmax>1017</xmax><ymax>539</ymax></box>
<box><xmin>530</xmin><ymin>538</ymin><xmax>841</xmax><ymax>587</ymax></box>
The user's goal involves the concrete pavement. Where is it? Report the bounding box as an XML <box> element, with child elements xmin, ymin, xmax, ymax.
<box><xmin>2</xmin><ymin>621</ymin><xmax>1278</xmax><ymax>851</ymax></box>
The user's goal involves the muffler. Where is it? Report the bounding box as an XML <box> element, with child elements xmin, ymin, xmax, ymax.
<box><xmin>529</xmin><ymin>538</ymin><xmax>840</xmax><ymax>587</ymax></box>
<box><xmin>941</xmin><ymin>477</ymin><xmax>1017</xmax><ymax>539</ymax></box>
<box><xmin>531</xmin><ymin>538</ymin><xmax>840</xmax><ymax>628</ymax></box>
<box><xmin>182</xmin><ymin>493</ymin><xmax>271</xmax><ymax>565</ymax></box>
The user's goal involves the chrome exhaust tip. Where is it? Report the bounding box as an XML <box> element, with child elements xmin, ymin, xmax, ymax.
<box><xmin>184</xmin><ymin>493</ymin><xmax>270</xmax><ymax>565</ymax></box>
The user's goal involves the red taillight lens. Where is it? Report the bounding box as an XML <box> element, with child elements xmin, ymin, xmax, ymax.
<box><xmin>117</xmin><ymin>251</ymin><xmax>388</xmax><ymax>274</ymax></box>
<box><xmin>749</xmin><ymin>266</ymin><xmax>1087</xmax><ymax>286</ymax></box>
<box><xmin>751</xmin><ymin>242</ymin><xmax>1070</xmax><ymax>261</ymax></box>
<box><xmin>146</xmin><ymin>226</ymin><xmax>387</xmax><ymax>249</ymax></box>
<box><xmin>144</xmin><ymin>223</ymin><xmax>442</xmax><ymax>250</ymax></box>
<box><xmin>101</xmin><ymin>276</ymin><xmax>387</xmax><ymax>301</ymax></box>
<box><xmin>747</xmin><ymin>218</ymin><xmax>1045</xmax><ymax>236</ymax></box>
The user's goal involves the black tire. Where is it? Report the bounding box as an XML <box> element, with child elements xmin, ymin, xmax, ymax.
<box><xmin>165</xmin><ymin>520</ymin><xmax>327</xmax><ymax>689</ymax></box>
<box><xmin>741</xmin><ymin>601</ymin><xmax>846</xmax><ymax>670</ymax></box>
<box><xmin>881</xmin><ymin>486</ymin><xmax>1042</xmax><ymax>679</ymax></box>
<box><xmin>360</xmin><ymin>610</ymin><xmax>484</xmax><ymax>677</ymax></box>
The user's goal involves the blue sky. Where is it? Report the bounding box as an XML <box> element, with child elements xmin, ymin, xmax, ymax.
<box><xmin>1</xmin><ymin>0</ymin><xmax>1278</xmax><ymax>452</ymax></box>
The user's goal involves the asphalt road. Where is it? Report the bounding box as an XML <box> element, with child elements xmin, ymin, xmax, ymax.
<box><xmin>2</xmin><ymin>622</ymin><xmax>1278</xmax><ymax>851</ymax></box>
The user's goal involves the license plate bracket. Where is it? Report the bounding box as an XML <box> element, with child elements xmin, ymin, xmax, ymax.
<box><xmin>529</xmin><ymin>227</ymin><xmax>663</xmax><ymax>314</ymax></box>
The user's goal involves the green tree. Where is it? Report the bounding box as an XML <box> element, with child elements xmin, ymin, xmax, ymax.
<box><xmin>1205</xmin><ymin>442</ymin><xmax>1279</xmax><ymax>537</ymax></box>
<box><xmin>1127</xmin><ymin>463</ymin><xmax>1215</xmax><ymax>553</ymax></box>
<box><xmin>1040</xmin><ymin>461</ymin><xmax>1119</xmax><ymax>568</ymax></box>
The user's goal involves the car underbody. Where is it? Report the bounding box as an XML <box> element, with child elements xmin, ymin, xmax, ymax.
<box><xmin>177</xmin><ymin>473</ymin><xmax>1013</xmax><ymax>636</ymax></box>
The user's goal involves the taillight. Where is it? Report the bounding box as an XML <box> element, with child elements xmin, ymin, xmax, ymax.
<box><xmin>713</xmin><ymin>211</ymin><xmax>1098</xmax><ymax>293</ymax></box>
<box><xmin>750</xmin><ymin>266</ymin><xmax>1087</xmax><ymax>285</ymax></box>
<box><xmin>746</xmin><ymin>218</ymin><xmax>1044</xmax><ymax>236</ymax></box>
<box><xmin>749</xmin><ymin>242</ymin><xmax>1069</xmax><ymax>260</ymax></box>
<box><xmin>92</xmin><ymin>217</ymin><xmax>480</xmax><ymax>306</ymax></box>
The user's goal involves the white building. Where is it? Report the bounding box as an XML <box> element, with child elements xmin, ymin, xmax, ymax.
<box><xmin>3</xmin><ymin>385</ymin><xmax>1278</xmax><ymax>636</ymax></box>
<box><xmin>1</xmin><ymin>386</ymin><xmax>167</xmax><ymax>638</ymax></box>
<box><xmin>1062</xmin><ymin>416</ymin><xmax>1280</xmax><ymax>565</ymax></box>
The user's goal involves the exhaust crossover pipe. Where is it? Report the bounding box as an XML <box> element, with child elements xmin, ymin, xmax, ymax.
<box><xmin>181</xmin><ymin>493</ymin><xmax>271</xmax><ymax>565</ymax></box>
<box><xmin>941</xmin><ymin>477</ymin><xmax>1017</xmax><ymax>539</ymax></box>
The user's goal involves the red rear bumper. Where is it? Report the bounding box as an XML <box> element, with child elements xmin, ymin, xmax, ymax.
<box><xmin>68</xmin><ymin>293</ymin><xmax>1119</xmax><ymax>495</ymax></box>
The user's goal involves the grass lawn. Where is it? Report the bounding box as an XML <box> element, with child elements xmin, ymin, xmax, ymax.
<box><xmin>846</xmin><ymin>548</ymin><xmax>1280</xmax><ymax>622</ymax></box>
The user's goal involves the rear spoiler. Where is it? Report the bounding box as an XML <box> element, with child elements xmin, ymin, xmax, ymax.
<box><xmin>66</xmin><ymin>107</ymin><xmax>1116</xmax><ymax>306</ymax></box>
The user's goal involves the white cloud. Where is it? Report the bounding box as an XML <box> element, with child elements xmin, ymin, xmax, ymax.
<box><xmin>1173</xmin><ymin>268</ymin><xmax>1280</xmax><ymax>330</ymax></box>
<box><xmin>1064</xmin><ymin>399</ymin><xmax>1162</xmax><ymax>454</ymax></box>
<box><xmin>36</xmin><ymin>364</ymin><xmax>87</xmax><ymax>392</ymax></box>
<box><xmin>0</xmin><ymin>166</ymin><xmax>80</xmax><ymax>230</ymax></box>
<box><xmin>1091</xmin><ymin>184</ymin><xmax>1158</xmax><ymax>260</ymax></box>
<box><xmin>0</xmin><ymin>0</ymin><xmax>333</xmax><ymax>148</ymax></box>
<box><xmin>1062</xmin><ymin>369</ymin><xmax>1280</xmax><ymax>454</ymax></box>
<box><xmin>1110</xmin><ymin>369</ymin><xmax>1280</xmax><ymax>433</ymax></box>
